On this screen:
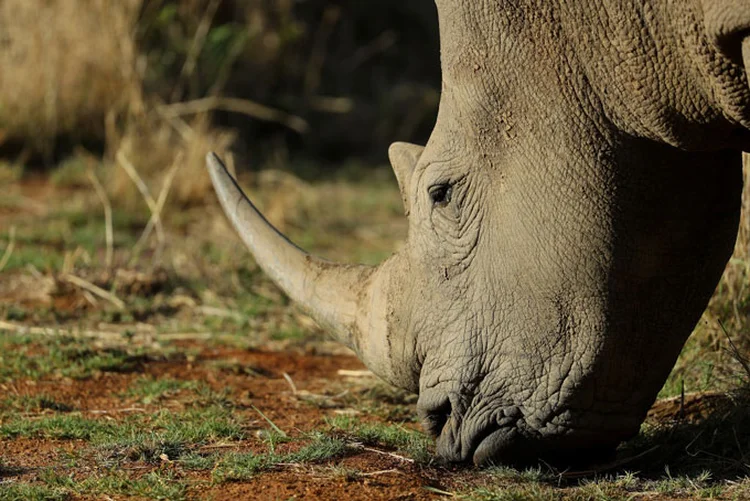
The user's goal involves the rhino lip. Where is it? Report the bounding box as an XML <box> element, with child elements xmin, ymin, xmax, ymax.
<box><xmin>471</xmin><ymin>426</ymin><xmax>525</xmax><ymax>466</ymax></box>
<box><xmin>471</xmin><ymin>425</ymin><xmax>622</xmax><ymax>467</ymax></box>
<box><xmin>464</xmin><ymin>413</ymin><xmax>523</xmax><ymax>465</ymax></box>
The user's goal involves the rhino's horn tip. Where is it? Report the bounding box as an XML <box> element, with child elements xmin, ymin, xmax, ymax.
<box><xmin>206</xmin><ymin>151</ymin><xmax>224</xmax><ymax>170</ymax></box>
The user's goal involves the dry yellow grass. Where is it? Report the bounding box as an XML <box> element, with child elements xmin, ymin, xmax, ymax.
<box><xmin>709</xmin><ymin>155</ymin><xmax>750</xmax><ymax>329</ymax></box>
<box><xmin>0</xmin><ymin>0</ymin><xmax>143</xmax><ymax>149</ymax></box>
<box><xmin>0</xmin><ymin>0</ymin><xmax>239</xmax><ymax>208</ymax></box>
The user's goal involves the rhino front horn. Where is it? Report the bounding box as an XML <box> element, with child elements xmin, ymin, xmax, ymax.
<box><xmin>206</xmin><ymin>153</ymin><xmax>397</xmax><ymax>379</ymax></box>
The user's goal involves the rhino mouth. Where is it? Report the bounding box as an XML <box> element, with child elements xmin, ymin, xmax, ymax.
<box><xmin>423</xmin><ymin>398</ymin><xmax>641</xmax><ymax>467</ymax></box>
<box><xmin>470</xmin><ymin>426</ymin><xmax>621</xmax><ymax>467</ymax></box>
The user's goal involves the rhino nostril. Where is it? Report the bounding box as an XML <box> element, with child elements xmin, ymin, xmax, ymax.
<box><xmin>421</xmin><ymin>399</ymin><xmax>453</xmax><ymax>438</ymax></box>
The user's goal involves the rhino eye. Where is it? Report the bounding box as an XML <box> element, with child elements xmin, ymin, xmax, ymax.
<box><xmin>428</xmin><ymin>183</ymin><xmax>453</xmax><ymax>207</ymax></box>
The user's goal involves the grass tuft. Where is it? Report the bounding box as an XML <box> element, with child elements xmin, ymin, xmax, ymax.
<box><xmin>41</xmin><ymin>469</ymin><xmax>187</xmax><ymax>500</ymax></box>
<box><xmin>126</xmin><ymin>377</ymin><xmax>198</xmax><ymax>404</ymax></box>
<box><xmin>0</xmin><ymin>483</ymin><xmax>68</xmax><ymax>501</ymax></box>
<box><xmin>211</xmin><ymin>433</ymin><xmax>350</xmax><ymax>483</ymax></box>
<box><xmin>327</xmin><ymin>416</ymin><xmax>432</xmax><ymax>464</ymax></box>
<box><xmin>0</xmin><ymin>414</ymin><xmax>116</xmax><ymax>441</ymax></box>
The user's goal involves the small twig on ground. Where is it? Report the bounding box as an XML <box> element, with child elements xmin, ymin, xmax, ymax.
<box><xmin>283</xmin><ymin>373</ymin><xmax>298</xmax><ymax>394</ymax></box>
<box><xmin>81</xmin><ymin>290</ymin><xmax>99</xmax><ymax>307</ymax></box>
<box><xmin>338</xmin><ymin>369</ymin><xmax>375</xmax><ymax>378</ymax></box>
<box><xmin>87</xmin><ymin>169</ymin><xmax>114</xmax><ymax>268</ymax></box>
<box><xmin>198</xmin><ymin>443</ymin><xmax>244</xmax><ymax>451</ymax></box>
<box><xmin>0</xmin><ymin>225</ymin><xmax>16</xmax><ymax>272</ymax></box>
<box><xmin>423</xmin><ymin>486</ymin><xmax>455</xmax><ymax>497</ymax></box>
<box><xmin>333</xmin><ymin>409</ymin><xmax>361</xmax><ymax>416</ymax></box>
<box><xmin>87</xmin><ymin>407</ymin><xmax>146</xmax><ymax>415</ymax></box>
<box><xmin>360</xmin><ymin>469</ymin><xmax>401</xmax><ymax>477</ymax></box>
<box><xmin>61</xmin><ymin>273</ymin><xmax>125</xmax><ymax>310</ymax></box>
<box><xmin>350</xmin><ymin>443</ymin><xmax>414</xmax><ymax>463</ymax></box>
<box><xmin>0</xmin><ymin>320</ymin><xmax>124</xmax><ymax>341</ymax></box>
<box><xmin>0</xmin><ymin>320</ymin><xmax>233</xmax><ymax>345</ymax></box>
<box><xmin>159</xmin><ymin>97</ymin><xmax>309</xmax><ymax>134</ymax></box>
<box><xmin>196</xmin><ymin>305</ymin><xmax>246</xmax><ymax>321</ymax></box>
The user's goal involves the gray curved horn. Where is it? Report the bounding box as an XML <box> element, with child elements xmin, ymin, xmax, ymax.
<box><xmin>206</xmin><ymin>152</ymin><xmax>374</xmax><ymax>349</ymax></box>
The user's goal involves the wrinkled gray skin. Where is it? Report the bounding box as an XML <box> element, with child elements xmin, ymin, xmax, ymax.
<box><xmin>208</xmin><ymin>0</ymin><xmax>750</xmax><ymax>466</ymax></box>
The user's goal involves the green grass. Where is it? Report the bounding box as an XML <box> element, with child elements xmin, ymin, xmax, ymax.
<box><xmin>0</xmin><ymin>483</ymin><xmax>68</xmax><ymax>501</ymax></box>
<box><xmin>96</xmin><ymin>406</ymin><xmax>245</xmax><ymax>464</ymax></box>
<box><xmin>1</xmin><ymin>406</ymin><xmax>244</xmax><ymax>456</ymax></box>
<box><xmin>0</xmin><ymin>332</ymin><xmax>173</xmax><ymax>381</ymax></box>
<box><xmin>1</xmin><ymin>394</ymin><xmax>74</xmax><ymax>415</ymax></box>
<box><xmin>41</xmin><ymin>469</ymin><xmax>187</xmax><ymax>500</ymax></box>
<box><xmin>210</xmin><ymin>434</ymin><xmax>349</xmax><ymax>483</ymax></box>
<box><xmin>1</xmin><ymin>414</ymin><xmax>118</xmax><ymax>441</ymax></box>
<box><xmin>125</xmin><ymin>376</ymin><xmax>199</xmax><ymax>404</ymax></box>
<box><xmin>0</xmin><ymin>208</ymin><xmax>146</xmax><ymax>272</ymax></box>
<box><xmin>49</xmin><ymin>157</ymin><xmax>90</xmax><ymax>188</ymax></box>
<box><xmin>327</xmin><ymin>416</ymin><xmax>432</xmax><ymax>463</ymax></box>
<box><xmin>658</xmin><ymin>322</ymin><xmax>725</xmax><ymax>398</ymax></box>
<box><xmin>452</xmin><ymin>469</ymin><xmax>738</xmax><ymax>500</ymax></box>
<box><xmin>211</xmin><ymin>451</ymin><xmax>270</xmax><ymax>482</ymax></box>
<box><xmin>270</xmin><ymin>326</ymin><xmax>306</xmax><ymax>341</ymax></box>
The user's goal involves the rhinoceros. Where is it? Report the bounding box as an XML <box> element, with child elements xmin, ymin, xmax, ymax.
<box><xmin>206</xmin><ymin>0</ymin><xmax>750</xmax><ymax>466</ymax></box>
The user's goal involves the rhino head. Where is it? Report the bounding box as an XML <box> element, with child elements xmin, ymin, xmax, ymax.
<box><xmin>208</xmin><ymin>0</ymin><xmax>750</xmax><ymax>466</ymax></box>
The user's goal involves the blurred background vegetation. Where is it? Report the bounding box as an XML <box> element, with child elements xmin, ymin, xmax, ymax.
<box><xmin>0</xmin><ymin>0</ymin><xmax>440</xmax><ymax>202</ymax></box>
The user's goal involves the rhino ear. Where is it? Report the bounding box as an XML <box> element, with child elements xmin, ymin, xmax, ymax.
<box><xmin>388</xmin><ymin>142</ymin><xmax>425</xmax><ymax>215</ymax></box>
<box><xmin>702</xmin><ymin>0</ymin><xmax>750</xmax><ymax>65</ymax></box>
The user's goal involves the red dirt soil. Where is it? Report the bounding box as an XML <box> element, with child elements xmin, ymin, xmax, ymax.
<box><xmin>1</xmin><ymin>344</ymin><xmax>473</xmax><ymax>499</ymax></box>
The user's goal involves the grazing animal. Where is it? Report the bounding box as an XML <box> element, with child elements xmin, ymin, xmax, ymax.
<box><xmin>208</xmin><ymin>0</ymin><xmax>750</xmax><ymax>466</ymax></box>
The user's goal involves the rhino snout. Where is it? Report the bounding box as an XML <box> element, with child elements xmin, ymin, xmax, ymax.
<box><xmin>418</xmin><ymin>389</ymin><xmax>642</xmax><ymax>467</ymax></box>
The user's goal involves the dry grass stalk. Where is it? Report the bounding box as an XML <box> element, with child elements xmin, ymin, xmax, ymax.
<box><xmin>62</xmin><ymin>247</ymin><xmax>92</xmax><ymax>274</ymax></box>
<box><xmin>356</xmin><ymin>445</ymin><xmax>414</xmax><ymax>463</ymax></box>
<box><xmin>251</xmin><ymin>405</ymin><xmax>288</xmax><ymax>438</ymax></box>
<box><xmin>0</xmin><ymin>226</ymin><xmax>16</xmax><ymax>272</ymax></box>
<box><xmin>0</xmin><ymin>320</ymin><xmax>229</xmax><ymax>345</ymax></box>
<box><xmin>171</xmin><ymin>0</ymin><xmax>222</xmax><ymax>101</ymax></box>
<box><xmin>61</xmin><ymin>274</ymin><xmax>125</xmax><ymax>310</ymax></box>
<box><xmin>87</xmin><ymin>170</ymin><xmax>114</xmax><ymax>268</ymax></box>
<box><xmin>283</xmin><ymin>373</ymin><xmax>299</xmax><ymax>394</ymax></box>
<box><xmin>197</xmin><ymin>305</ymin><xmax>245</xmax><ymax>321</ymax></box>
<box><xmin>338</xmin><ymin>370</ymin><xmax>375</xmax><ymax>378</ymax></box>
<box><xmin>159</xmin><ymin>96</ymin><xmax>309</xmax><ymax>134</ymax></box>
<box><xmin>107</xmin><ymin>114</ymin><xmax>234</xmax><ymax>209</ymax></box>
<box><xmin>116</xmin><ymin>150</ymin><xmax>165</xmax><ymax>244</ymax></box>
<box><xmin>130</xmin><ymin>156</ymin><xmax>181</xmax><ymax>262</ymax></box>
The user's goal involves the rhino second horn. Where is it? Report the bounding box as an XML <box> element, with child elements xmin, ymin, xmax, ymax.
<box><xmin>205</xmin><ymin>152</ymin><xmax>375</xmax><ymax>350</ymax></box>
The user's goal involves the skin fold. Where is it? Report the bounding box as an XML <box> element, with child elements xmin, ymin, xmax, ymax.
<box><xmin>209</xmin><ymin>0</ymin><xmax>750</xmax><ymax>466</ymax></box>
